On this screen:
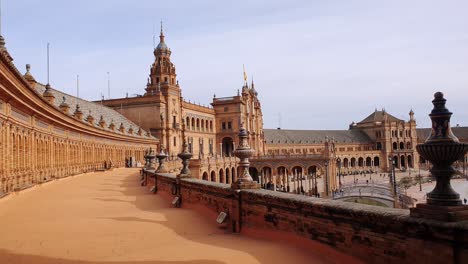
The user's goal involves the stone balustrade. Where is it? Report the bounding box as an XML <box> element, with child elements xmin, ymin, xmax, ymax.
<box><xmin>144</xmin><ymin>170</ymin><xmax>468</xmax><ymax>264</ymax></box>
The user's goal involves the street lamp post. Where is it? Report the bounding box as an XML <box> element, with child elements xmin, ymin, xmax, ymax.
<box><xmin>388</xmin><ymin>156</ymin><xmax>397</xmax><ymax>195</ymax></box>
<box><xmin>314</xmin><ymin>172</ymin><xmax>318</xmax><ymax>197</ymax></box>
<box><xmin>324</xmin><ymin>161</ymin><xmax>329</xmax><ymax>197</ymax></box>
<box><xmin>418</xmin><ymin>164</ymin><xmax>422</xmax><ymax>192</ymax></box>
<box><xmin>337</xmin><ymin>158</ymin><xmax>342</xmax><ymax>190</ymax></box>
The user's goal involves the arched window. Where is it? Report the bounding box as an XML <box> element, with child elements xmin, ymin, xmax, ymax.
<box><xmin>393</xmin><ymin>142</ymin><xmax>397</xmax><ymax>150</ymax></box>
<box><xmin>376</xmin><ymin>142</ymin><xmax>382</xmax><ymax>150</ymax></box>
<box><xmin>399</xmin><ymin>142</ymin><xmax>404</xmax><ymax>150</ymax></box>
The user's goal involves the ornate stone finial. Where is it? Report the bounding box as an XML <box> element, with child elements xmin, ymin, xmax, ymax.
<box><xmin>156</xmin><ymin>144</ymin><xmax>169</xmax><ymax>173</ymax></box>
<box><xmin>24</xmin><ymin>64</ymin><xmax>36</xmax><ymax>83</ymax></box>
<box><xmin>411</xmin><ymin>92</ymin><xmax>468</xmax><ymax>221</ymax></box>
<box><xmin>86</xmin><ymin>110</ymin><xmax>94</xmax><ymax>124</ymax></box>
<box><xmin>144</xmin><ymin>147</ymin><xmax>156</xmax><ymax>171</ymax></box>
<box><xmin>73</xmin><ymin>104</ymin><xmax>83</xmax><ymax>120</ymax></box>
<box><xmin>59</xmin><ymin>96</ymin><xmax>70</xmax><ymax>114</ymax></box>
<box><xmin>177</xmin><ymin>119</ymin><xmax>192</xmax><ymax>178</ymax></box>
<box><xmin>108</xmin><ymin>119</ymin><xmax>115</xmax><ymax>130</ymax></box>
<box><xmin>425</xmin><ymin>92</ymin><xmax>459</xmax><ymax>143</ymax></box>
<box><xmin>231</xmin><ymin>124</ymin><xmax>259</xmax><ymax>189</ymax></box>
<box><xmin>43</xmin><ymin>83</ymin><xmax>55</xmax><ymax>103</ymax></box>
<box><xmin>98</xmin><ymin>115</ymin><xmax>106</xmax><ymax>128</ymax></box>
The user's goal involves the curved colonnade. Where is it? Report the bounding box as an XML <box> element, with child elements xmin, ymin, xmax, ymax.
<box><xmin>0</xmin><ymin>44</ymin><xmax>158</xmax><ymax>194</ymax></box>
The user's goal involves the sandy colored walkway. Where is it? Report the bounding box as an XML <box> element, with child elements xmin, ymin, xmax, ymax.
<box><xmin>0</xmin><ymin>168</ymin><xmax>360</xmax><ymax>264</ymax></box>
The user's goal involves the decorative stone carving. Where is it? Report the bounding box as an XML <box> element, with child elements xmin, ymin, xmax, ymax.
<box><xmin>411</xmin><ymin>92</ymin><xmax>468</xmax><ymax>221</ymax></box>
<box><xmin>231</xmin><ymin>124</ymin><xmax>259</xmax><ymax>189</ymax></box>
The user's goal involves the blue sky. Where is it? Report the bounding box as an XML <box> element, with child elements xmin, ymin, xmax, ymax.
<box><xmin>3</xmin><ymin>0</ymin><xmax>468</xmax><ymax>129</ymax></box>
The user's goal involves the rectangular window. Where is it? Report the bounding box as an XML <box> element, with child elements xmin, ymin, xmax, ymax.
<box><xmin>227</xmin><ymin>122</ymin><xmax>232</xmax><ymax>129</ymax></box>
<box><xmin>222</xmin><ymin>122</ymin><xmax>226</xmax><ymax>130</ymax></box>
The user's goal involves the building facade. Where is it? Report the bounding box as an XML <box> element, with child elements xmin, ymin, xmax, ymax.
<box><xmin>98</xmin><ymin>28</ymin><xmax>468</xmax><ymax>196</ymax></box>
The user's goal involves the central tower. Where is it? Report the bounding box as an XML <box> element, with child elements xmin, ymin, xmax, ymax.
<box><xmin>146</xmin><ymin>24</ymin><xmax>183</xmax><ymax>156</ymax></box>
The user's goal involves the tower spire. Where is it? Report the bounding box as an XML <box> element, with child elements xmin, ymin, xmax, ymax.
<box><xmin>159</xmin><ymin>20</ymin><xmax>165</xmax><ymax>42</ymax></box>
<box><xmin>243</xmin><ymin>64</ymin><xmax>247</xmax><ymax>85</ymax></box>
<box><xmin>47</xmin><ymin>43</ymin><xmax>50</xmax><ymax>85</ymax></box>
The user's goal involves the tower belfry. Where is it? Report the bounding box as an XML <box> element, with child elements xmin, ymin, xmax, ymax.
<box><xmin>145</xmin><ymin>21</ymin><xmax>177</xmax><ymax>96</ymax></box>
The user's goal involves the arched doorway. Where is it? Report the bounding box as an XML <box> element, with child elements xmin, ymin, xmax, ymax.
<box><xmin>358</xmin><ymin>157</ymin><xmax>364</xmax><ymax>167</ymax></box>
<box><xmin>210</xmin><ymin>171</ymin><xmax>216</xmax><ymax>182</ymax></box>
<box><xmin>308</xmin><ymin>166</ymin><xmax>318</xmax><ymax>195</ymax></box>
<box><xmin>277</xmin><ymin>166</ymin><xmax>287</xmax><ymax>176</ymax></box>
<box><xmin>202</xmin><ymin>172</ymin><xmax>208</xmax><ymax>181</ymax></box>
<box><xmin>351</xmin><ymin>158</ymin><xmax>356</xmax><ymax>167</ymax></box>
<box><xmin>219</xmin><ymin>169</ymin><xmax>225</xmax><ymax>183</ymax></box>
<box><xmin>393</xmin><ymin>155</ymin><xmax>399</xmax><ymax>168</ymax></box>
<box><xmin>400</xmin><ymin>155</ymin><xmax>406</xmax><ymax>168</ymax></box>
<box><xmin>365</xmin><ymin>157</ymin><xmax>372</xmax><ymax>167</ymax></box>
<box><xmin>249</xmin><ymin>167</ymin><xmax>259</xmax><ymax>182</ymax></box>
<box><xmin>343</xmin><ymin>158</ymin><xmax>349</xmax><ymax>168</ymax></box>
<box><xmin>407</xmin><ymin>155</ymin><xmax>413</xmax><ymax>168</ymax></box>
<box><xmin>373</xmin><ymin>156</ymin><xmax>380</xmax><ymax>167</ymax></box>
<box><xmin>226</xmin><ymin>168</ymin><xmax>230</xmax><ymax>184</ymax></box>
<box><xmin>222</xmin><ymin>137</ymin><xmax>234</xmax><ymax>157</ymax></box>
<box><xmin>231</xmin><ymin>167</ymin><xmax>236</xmax><ymax>183</ymax></box>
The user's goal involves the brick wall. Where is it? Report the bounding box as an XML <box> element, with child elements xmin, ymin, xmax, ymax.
<box><xmin>146</xmin><ymin>171</ymin><xmax>468</xmax><ymax>264</ymax></box>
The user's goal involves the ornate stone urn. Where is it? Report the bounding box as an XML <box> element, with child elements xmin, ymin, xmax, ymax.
<box><xmin>156</xmin><ymin>145</ymin><xmax>169</xmax><ymax>173</ymax></box>
<box><xmin>411</xmin><ymin>92</ymin><xmax>468</xmax><ymax>221</ymax></box>
<box><xmin>177</xmin><ymin>121</ymin><xmax>192</xmax><ymax>178</ymax></box>
<box><xmin>231</xmin><ymin>125</ymin><xmax>259</xmax><ymax>189</ymax></box>
<box><xmin>144</xmin><ymin>147</ymin><xmax>156</xmax><ymax>171</ymax></box>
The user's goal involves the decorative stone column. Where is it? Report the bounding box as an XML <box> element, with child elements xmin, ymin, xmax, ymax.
<box><xmin>144</xmin><ymin>147</ymin><xmax>156</xmax><ymax>171</ymax></box>
<box><xmin>410</xmin><ymin>92</ymin><xmax>468</xmax><ymax>221</ymax></box>
<box><xmin>142</xmin><ymin>148</ymin><xmax>155</xmax><ymax>186</ymax></box>
<box><xmin>177</xmin><ymin>121</ymin><xmax>193</xmax><ymax>178</ymax></box>
<box><xmin>231</xmin><ymin>125</ymin><xmax>259</xmax><ymax>189</ymax></box>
